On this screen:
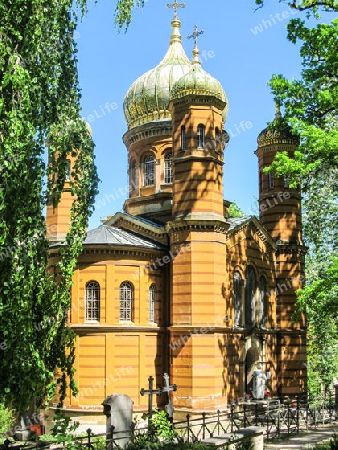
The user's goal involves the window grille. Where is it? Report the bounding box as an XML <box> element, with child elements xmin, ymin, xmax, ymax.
<box><xmin>120</xmin><ymin>281</ymin><xmax>133</xmax><ymax>321</ymax></box>
<box><xmin>245</xmin><ymin>267</ymin><xmax>256</xmax><ymax>327</ymax></box>
<box><xmin>197</xmin><ymin>124</ymin><xmax>205</xmax><ymax>148</ymax></box>
<box><xmin>234</xmin><ymin>272</ymin><xmax>242</xmax><ymax>327</ymax></box>
<box><xmin>148</xmin><ymin>284</ymin><xmax>156</xmax><ymax>323</ymax></box>
<box><xmin>164</xmin><ymin>153</ymin><xmax>172</xmax><ymax>184</ymax></box>
<box><xmin>85</xmin><ymin>281</ymin><xmax>100</xmax><ymax>321</ymax></box>
<box><xmin>181</xmin><ymin>126</ymin><xmax>186</xmax><ymax>150</ymax></box>
<box><xmin>144</xmin><ymin>155</ymin><xmax>155</xmax><ymax>186</ymax></box>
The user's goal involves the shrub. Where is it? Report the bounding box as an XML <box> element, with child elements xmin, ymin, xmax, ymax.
<box><xmin>0</xmin><ymin>403</ymin><xmax>15</xmax><ymax>443</ymax></box>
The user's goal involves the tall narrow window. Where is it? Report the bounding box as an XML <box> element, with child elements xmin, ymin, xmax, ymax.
<box><xmin>283</xmin><ymin>176</ymin><xmax>289</xmax><ymax>188</ymax></box>
<box><xmin>259</xmin><ymin>276</ymin><xmax>267</xmax><ymax>328</ymax></box>
<box><xmin>148</xmin><ymin>284</ymin><xmax>156</xmax><ymax>323</ymax></box>
<box><xmin>181</xmin><ymin>126</ymin><xmax>186</xmax><ymax>150</ymax></box>
<box><xmin>259</xmin><ymin>172</ymin><xmax>263</xmax><ymax>192</ymax></box>
<box><xmin>65</xmin><ymin>159</ymin><xmax>71</xmax><ymax>180</ymax></box>
<box><xmin>85</xmin><ymin>281</ymin><xmax>100</xmax><ymax>321</ymax></box>
<box><xmin>144</xmin><ymin>155</ymin><xmax>155</xmax><ymax>187</ymax></box>
<box><xmin>164</xmin><ymin>153</ymin><xmax>172</xmax><ymax>184</ymax></box>
<box><xmin>197</xmin><ymin>124</ymin><xmax>205</xmax><ymax>148</ymax></box>
<box><xmin>268</xmin><ymin>171</ymin><xmax>274</xmax><ymax>189</ymax></box>
<box><xmin>130</xmin><ymin>160</ymin><xmax>137</xmax><ymax>189</ymax></box>
<box><xmin>234</xmin><ymin>272</ymin><xmax>242</xmax><ymax>327</ymax></box>
<box><xmin>245</xmin><ymin>266</ymin><xmax>256</xmax><ymax>327</ymax></box>
<box><xmin>120</xmin><ymin>282</ymin><xmax>133</xmax><ymax>322</ymax></box>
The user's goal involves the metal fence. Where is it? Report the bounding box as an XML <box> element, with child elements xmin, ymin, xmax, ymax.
<box><xmin>2</xmin><ymin>394</ymin><xmax>337</xmax><ymax>450</ymax></box>
<box><xmin>172</xmin><ymin>393</ymin><xmax>337</xmax><ymax>442</ymax></box>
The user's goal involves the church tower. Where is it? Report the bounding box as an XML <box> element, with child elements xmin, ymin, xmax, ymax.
<box><xmin>255</xmin><ymin>108</ymin><xmax>307</xmax><ymax>395</ymax></box>
<box><xmin>46</xmin><ymin>155</ymin><xmax>76</xmax><ymax>243</ymax></box>
<box><xmin>167</xmin><ymin>34</ymin><xmax>230</xmax><ymax>410</ymax></box>
<box><xmin>122</xmin><ymin>16</ymin><xmax>192</xmax><ymax>223</ymax></box>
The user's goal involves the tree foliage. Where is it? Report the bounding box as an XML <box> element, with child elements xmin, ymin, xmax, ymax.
<box><xmin>0</xmin><ymin>0</ymin><xmax>99</xmax><ymax>412</ymax></box>
<box><xmin>228</xmin><ymin>202</ymin><xmax>245</xmax><ymax>218</ymax></box>
<box><xmin>254</xmin><ymin>0</ymin><xmax>338</xmax><ymax>12</ymax></box>
<box><xmin>260</xmin><ymin>0</ymin><xmax>338</xmax><ymax>392</ymax></box>
<box><xmin>115</xmin><ymin>0</ymin><xmax>145</xmax><ymax>30</ymax></box>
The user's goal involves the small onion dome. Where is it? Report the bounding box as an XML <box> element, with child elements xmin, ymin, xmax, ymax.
<box><xmin>257</xmin><ymin>105</ymin><xmax>299</xmax><ymax>147</ymax></box>
<box><xmin>170</xmin><ymin>46</ymin><xmax>228</xmax><ymax>121</ymax></box>
<box><xmin>123</xmin><ymin>18</ymin><xmax>192</xmax><ymax>130</ymax></box>
<box><xmin>85</xmin><ymin>121</ymin><xmax>92</xmax><ymax>136</ymax></box>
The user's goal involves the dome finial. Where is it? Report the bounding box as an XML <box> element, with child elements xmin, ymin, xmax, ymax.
<box><xmin>188</xmin><ymin>25</ymin><xmax>204</xmax><ymax>65</ymax></box>
<box><xmin>167</xmin><ymin>0</ymin><xmax>185</xmax><ymax>20</ymax></box>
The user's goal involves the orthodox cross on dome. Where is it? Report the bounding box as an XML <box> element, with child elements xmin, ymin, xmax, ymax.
<box><xmin>188</xmin><ymin>24</ymin><xmax>204</xmax><ymax>47</ymax></box>
<box><xmin>167</xmin><ymin>0</ymin><xmax>185</xmax><ymax>19</ymax></box>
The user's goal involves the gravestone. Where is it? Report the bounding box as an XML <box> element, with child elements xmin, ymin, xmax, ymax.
<box><xmin>251</xmin><ymin>364</ymin><xmax>267</xmax><ymax>400</ymax></box>
<box><xmin>103</xmin><ymin>394</ymin><xmax>133</xmax><ymax>449</ymax></box>
<box><xmin>14</xmin><ymin>412</ymin><xmax>34</xmax><ymax>441</ymax></box>
<box><xmin>162</xmin><ymin>373</ymin><xmax>177</xmax><ymax>422</ymax></box>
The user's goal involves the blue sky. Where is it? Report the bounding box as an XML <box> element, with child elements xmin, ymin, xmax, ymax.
<box><xmin>75</xmin><ymin>0</ymin><xmax>319</xmax><ymax>229</ymax></box>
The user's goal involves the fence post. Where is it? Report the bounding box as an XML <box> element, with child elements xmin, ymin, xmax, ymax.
<box><xmin>186</xmin><ymin>414</ymin><xmax>190</xmax><ymax>443</ymax></box>
<box><xmin>277</xmin><ymin>400</ymin><xmax>280</xmax><ymax>438</ymax></box>
<box><xmin>287</xmin><ymin>401</ymin><xmax>290</xmax><ymax>435</ymax></box>
<box><xmin>110</xmin><ymin>425</ymin><xmax>115</xmax><ymax>450</ymax></box>
<box><xmin>86</xmin><ymin>428</ymin><xmax>92</xmax><ymax>449</ymax></box>
<box><xmin>255</xmin><ymin>403</ymin><xmax>258</xmax><ymax>426</ymax></box>
<box><xmin>266</xmin><ymin>404</ymin><xmax>269</xmax><ymax>440</ymax></box>
<box><xmin>230</xmin><ymin>403</ymin><xmax>234</xmax><ymax>433</ymax></box>
<box><xmin>202</xmin><ymin>412</ymin><xmax>206</xmax><ymax>440</ymax></box>
<box><xmin>243</xmin><ymin>404</ymin><xmax>247</xmax><ymax>428</ymax></box>
<box><xmin>216</xmin><ymin>409</ymin><xmax>220</xmax><ymax>436</ymax></box>
<box><xmin>296</xmin><ymin>396</ymin><xmax>300</xmax><ymax>434</ymax></box>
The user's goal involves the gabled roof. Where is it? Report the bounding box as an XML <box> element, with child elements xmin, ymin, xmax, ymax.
<box><xmin>83</xmin><ymin>225</ymin><xmax>166</xmax><ymax>250</ymax></box>
<box><xmin>226</xmin><ymin>216</ymin><xmax>252</xmax><ymax>232</ymax></box>
<box><xmin>226</xmin><ymin>215</ymin><xmax>277</xmax><ymax>251</ymax></box>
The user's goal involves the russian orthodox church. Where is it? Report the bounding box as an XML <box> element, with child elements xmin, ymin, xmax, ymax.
<box><xmin>46</xmin><ymin>7</ymin><xmax>307</xmax><ymax>425</ymax></box>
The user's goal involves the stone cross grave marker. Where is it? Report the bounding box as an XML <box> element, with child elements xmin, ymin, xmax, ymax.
<box><xmin>162</xmin><ymin>373</ymin><xmax>177</xmax><ymax>422</ymax></box>
<box><xmin>140</xmin><ymin>375</ymin><xmax>162</xmax><ymax>427</ymax></box>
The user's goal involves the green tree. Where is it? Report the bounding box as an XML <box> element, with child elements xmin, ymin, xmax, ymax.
<box><xmin>228</xmin><ymin>202</ymin><xmax>245</xmax><ymax>218</ymax></box>
<box><xmin>0</xmin><ymin>0</ymin><xmax>99</xmax><ymax>413</ymax></box>
<box><xmin>258</xmin><ymin>1</ymin><xmax>338</xmax><ymax>392</ymax></box>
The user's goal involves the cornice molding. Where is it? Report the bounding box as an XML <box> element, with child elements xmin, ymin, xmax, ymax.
<box><xmin>166</xmin><ymin>218</ymin><xmax>230</xmax><ymax>234</ymax></box>
<box><xmin>123</xmin><ymin>120</ymin><xmax>172</xmax><ymax>148</ymax></box>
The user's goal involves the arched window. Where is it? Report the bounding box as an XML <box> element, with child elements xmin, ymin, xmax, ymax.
<box><xmin>245</xmin><ymin>267</ymin><xmax>256</xmax><ymax>327</ymax></box>
<box><xmin>259</xmin><ymin>277</ymin><xmax>267</xmax><ymax>328</ymax></box>
<box><xmin>148</xmin><ymin>284</ymin><xmax>156</xmax><ymax>323</ymax></box>
<box><xmin>268</xmin><ymin>171</ymin><xmax>274</xmax><ymax>189</ymax></box>
<box><xmin>234</xmin><ymin>272</ymin><xmax>242</xmax><ymax>327</ymax></box>
<box><xmin>85</xmin><ymin>281</ymin><xmax>100</xmax><ymax>321</ymax></box>
<box><xmin>120</xmin><ymin>282</ymin><xmax>133</xmax><ymax>322</ymax></box>
<box><xmin>130</xmin><ymin>160</ymin><xmax>137</xmax><ymax>189</ymax></box>
<box><xmin>197</xmin><ymin>124</ymin><xmax>205</xmax><ymax>148</ymax></box>
<box><xmin>144</xmin><ymin>155</ymin><xmax>155</xmax><ymax>187</ymax></box>
<box><xmin>181</xmin><ymin>126</ymin><xmax>186</xmax><ymax>150</ymax></box>
<box><xmin>283</xmin><ymin>176</ymin><xmax>289</xmax><ymax>188</ymax></box>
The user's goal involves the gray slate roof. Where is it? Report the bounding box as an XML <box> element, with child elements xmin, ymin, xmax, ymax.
<box><xmin>120</xmin><ymin>212</ymin><xmax>164</xmax><ymax>229</ymax></box>
<box><xmin>83</xmin><ymin>225</ymin><xmax>166</xmax><ymax>250</ymax></box>
<box><xmin>226</xmin><ymin>216</ymin><xmax>252</xmax><ymax>232</ymax></box>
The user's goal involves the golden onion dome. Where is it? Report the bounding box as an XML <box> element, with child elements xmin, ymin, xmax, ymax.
<box><xmin>257</xmin><ymin>105</ymin><xmax>299</xmax><ymax>147</ymax></box>
<box><xmin>123</xmin><ymin>18</ymin><xmax>192</xmax><ymax>130</ymax></box>
<box><xmin>170</xmin><ymin>46</ymin><xmax>228</xmax><ymax>121</ymax></box>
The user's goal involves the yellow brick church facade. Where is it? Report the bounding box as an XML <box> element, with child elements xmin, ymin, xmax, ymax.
<box><xmin>46</xmin><ymin>12</ymin><xmax>307</xmax><ymax>420</ymax></box>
